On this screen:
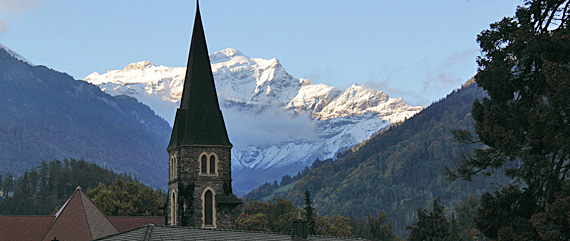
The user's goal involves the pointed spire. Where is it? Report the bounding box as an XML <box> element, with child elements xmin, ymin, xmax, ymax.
<box><xmin>179</xmin><ymin>0</ymin><xmax>213</xmax><ymax>110</ymax></box>
<box><xmin>168</xmin><ymin>1</ymin><xmax>232</xmax><ymax>149</ymax></box>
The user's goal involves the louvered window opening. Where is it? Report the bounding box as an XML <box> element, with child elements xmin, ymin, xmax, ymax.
<box><xmin>209</xmin><ymin>156</ymin><xmax>215</xmax><ymax>174</ymax></box>
<box><xmin>201</xmin><ymin>155</ymin><xmax>207</xmax><ymax>174</ymax></box>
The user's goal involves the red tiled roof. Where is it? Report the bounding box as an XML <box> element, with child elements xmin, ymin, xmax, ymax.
<box><xmin>0</xmin><ymin>215</ymin><xmax>53</xmax><ymax>241</ymax></box>
<box><xmin>41</xmin><ymin>187</ymin><xmax>119</xmax><ymax>241</ymax></box>
<box><xmin>108</xmin><ymin>216</ymin><xmax>165</xmax><ymax>232</ymax></box>
<box><xmin>1</xmin><ymin>187</ymin><xmax>165</xmax><ymax>240</ymax></box>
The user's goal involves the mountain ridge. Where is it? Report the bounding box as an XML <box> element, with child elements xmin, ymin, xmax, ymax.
<box><xmin>282</xmin><ymin>82</ymin><xmax>508</xmax><ymax>237</ymax></box>
<box><xmin>83</xmin><ymin>48</ymin><xmax>422</xmax><ymax>193</ymax></box>
<box><xmin>0</xmin><ymin>45</ymin><xmax>170</xmax><ymax>189</ymax></box>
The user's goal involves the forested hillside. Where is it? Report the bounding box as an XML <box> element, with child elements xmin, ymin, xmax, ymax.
<box><xmin>0</xmin><ymin>47</ymin><xmax>170</xmax><ymax>188</ymax></box>
<box><xmin>284</xmin><ymin>83</ymin><xmax>509</xmax><ymax>237</ymax></box>
<box><xmin>0</xmin><ymin>158</ymin><xmax>164</xmax><ymax>216</ymax></box>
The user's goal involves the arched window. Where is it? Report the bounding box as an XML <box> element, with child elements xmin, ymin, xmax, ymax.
<box><xmin>169</xmin><ymin>156</ymin><xmax>178</xmax><ymax>179</ymax></box>
<box><xmin>199</xmin><ymin>153</ymin><xmax>218</xmax><ymax>176</ymax></box>
<box><xmin>209</xmin><ymin>155</ymin><xmax>216</xmax><ymax>175</ymax></box>
<box><xmin>204</xmin><ymin>190</ymin><xmax>214</xmax><ymax>226</ymax></box>
<box><xmin>201</xmin><ymin>155</ymin><xmax>207</xmax><ymax>174</ymax></box>
<box><xmin>173</xmin><ymin>156</ymin><xmax>177</xmax><ymax>178</ymax></box>
<box><xmin>171</xmin><ymin>191</ymin><xmax>177</xmax><ymax>225</ymax></box>
<box><xmin>169</xmin><ymin>156</ymin><xmax>173</xmax><ymax>179</ymax></box>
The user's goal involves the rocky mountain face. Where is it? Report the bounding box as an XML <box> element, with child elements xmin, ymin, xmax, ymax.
<box><xmin>83</xmin><ymin>48</ymin><xmax>422</xmax><ymax>193</ymax></box>
<box><xmin>0</xmin><ymin>45</ymin><xmax>171</xmax><ymax>189</ymax></box>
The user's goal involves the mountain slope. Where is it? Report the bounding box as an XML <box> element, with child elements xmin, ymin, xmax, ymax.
<box><xmin>0</xmin><ymin>46</ymin><xmax>170</xmax><ymax>189</ymax></box>
<box><xmin>83</xmin><ymin>48</ymin><xmax>422</xmax><ymax>193</ymax></box>
<box><xmin>284</xmin><ymin>83</ymin><xmax>508</xmax><ymax>237</ymax></box>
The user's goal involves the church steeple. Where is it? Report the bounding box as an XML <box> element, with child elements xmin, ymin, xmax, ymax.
<box><xmin>167</xmin><ymin>2</ymin><xmax>240</xmax><ymax>229</ymax></box>
<box><xmin>168</xmin><ymin>1</ymin><xmax>231</xmax><ymax>149</ymax></box>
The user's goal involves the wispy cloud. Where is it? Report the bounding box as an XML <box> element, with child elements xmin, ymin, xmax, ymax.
<box><xmin>364</xmin><ymin>79</ymin><xmax>430</xmax><ymax>107</ymax></box>
<box><xmin>364</xmin><ymin>49</ymin><xmax>479</xmax><ymax>107</ymax></box>
<box><xmin>441</xmin><ymin>49</ymin><xmax>479</xmax><ymax>70</ymax></box>
<box><xmin>222</xmin><ymin>103</ymin><xmax>317</xmax><ymax>149</ymax></box>
<box><xmin>303</xmin><ymin>67</ymin><xmax>336</xmax><ymax>84</ymax></box>
<box><xmin>0</xmin><ymin>0</ymin><xmax>45</xmax><ymax>11</ymax></box>
<box><xmin>0</xmin><ymin>0</ymin><xmax>46</xmax><ymax>33</ymax></box>
<box><xmin>363</xmin><ymin>65</ymin><xmax>430</xmax><ymax>106</ymax></box>
<box><xmin>422</xmin><ymin>49</ymin><xmax>478</xmax><ymax>92</ymax></box>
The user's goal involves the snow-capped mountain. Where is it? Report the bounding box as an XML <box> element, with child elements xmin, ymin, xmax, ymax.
<box><xmin>83</xmin><ymin>48</ymin><xmax>422</xmax><ymax>193</ymax></box>
<box><xmin>0</xmin><ymin>44</ymin><xmax>34</xmax><ymax>65</ymax></box>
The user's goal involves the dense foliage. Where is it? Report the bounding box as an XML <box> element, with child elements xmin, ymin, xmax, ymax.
<box><xmin>237</xmin><ymin>196</ymin><xmax>400</xmax><ymax>240</ymax></box>
<box><xmin>449</xmin><ymin>0</ymin><xmax>570</xmax><ymax>239</ymax></box>
<box><xmin>406</xmin><ymin>196</ymin><xmax>482</xmax><ymax>241</ymax></box>
<box><xmin>406</xmin><ymin>198</ymin><xmax>450</xmax><ymax>241</ymax></box>
<box><xmin>0</xmin><ymin>158</ymin><xmax>164</xmax><ymax>216</ymax></box>
<box><xmin>282</xmin><ymin>83</ymin><xmax>508</xmax><ymax>237</ymax></box>
<box><xmin>0</xmin><ymin>48</ymin><xmax>171</xmax><ymax>188</ymax></box>
<box><xmin>243</xmin><ymin>166</ymin><xmax>310</xmax><ymax>201</ymax></box>
<box><xmin>88</xmin><ymin>179</ymin><xmax>165</xmax><ymax>216</ymax></box>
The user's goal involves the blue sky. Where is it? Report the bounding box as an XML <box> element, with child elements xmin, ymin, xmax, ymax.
<box><xmin>0</xmin><ymin>0</ymin><xmax>521</xmax><ymax>106</ymax></box>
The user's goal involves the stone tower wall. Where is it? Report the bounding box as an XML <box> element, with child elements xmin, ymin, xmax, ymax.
<box><xmin>167</xmin><ymin>145</ymin><xmax>234</xmax><ymax>228</ymax></box>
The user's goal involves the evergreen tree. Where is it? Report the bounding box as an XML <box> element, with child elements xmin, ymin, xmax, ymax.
<box><xmin>406</xmin><ymin>197</ymin><xmax>450</xmax><ymax>241</ymax></box>
<box><xmin>280</xmin><ymin>175</ymin><xmax>294</xmax><ymax>187</ymax></box>
<box><xmin>304</xmin><ymin>190</ymin><xmax>316</xmax><ymax>235</ymax></box>
<box><xmin>531</xmin><ymin>184</ymin><xmax>570</xmax><ymax>240</ymax></box>
<box><xmin>366</xmin><ymin>211</ymin><xmax>401</xmax><ymax>241</ymax></box>
<box><xmin>450</xmin><ymin>0</ymin><xmax>570</xmax><ymax>239</ymax></box>
<box><xmin>0</xmin><ymin>158</ymin><xmax>162</xmax><ymax>216</ymax></box>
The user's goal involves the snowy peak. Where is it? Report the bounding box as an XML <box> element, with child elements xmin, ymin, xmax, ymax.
<box><xmin>124</xmin><ymin>60</ymin><xmax>155</xmax><ymax>70</ymax></box>
<box><xmin>0</xmin><ymin>43</ymin><xmax>34</xmax><ymax>65</ymax></box>
<box><xmin>82</xmin><ymin>48</ymin><xmax>423</xmax><ymax>193</ymax></box>
<box><xmin>288</xmin><ymin>83</ymin><xmax>420</xmax><ymax>121</ymax></box>
<box><xmin>318</xmin><ymin>84</ymin><xmax>388</xmax><ymax>119</ymax></box>
<box><xmin>83</xmin><ymin>49</ymin><xmax>310</xmax><ymax>123</ymax></box>
<box><xmin>287</xmin><ymin>84</ymin><xmax>342</xmax><ymax>117</ymax></box>
<box><xmin>210</xmin><ymin>48</ymin><xmax>244</xmax><ymax>63</ymax></box>
<box><xmin>209</xmin><ymin>49</ymin><xmax>303</xmax><ymax>106</ymax></box>
<box><xmin>83</xmin><ymin>48</ymin><xmax>422</xmax><ymax>125</ymax></box>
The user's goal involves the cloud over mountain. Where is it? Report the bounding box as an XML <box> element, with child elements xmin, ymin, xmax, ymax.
<box><xmin>83</xmin><ymin>48</ymin><xmax>422</xmax><ymax>192</ymax></box>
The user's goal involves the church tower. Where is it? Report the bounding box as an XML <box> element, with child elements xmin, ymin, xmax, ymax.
<box><xmin>167</xmin><ymin>2</ymin><xmax>241</xmax><ymax>228</ymax></box>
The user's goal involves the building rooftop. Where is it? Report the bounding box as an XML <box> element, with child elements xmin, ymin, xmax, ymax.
<box><xmin>95</xmin><ymin>224</ymin><xmax>364</xmax><ymax>241</ymax></box>
<box><xmin>0</xmin><ymin>187</ymin><xmax>164</xmax><ymax>241</ymax></box>
<box><xmin>168</xmin><ymin>1</ymin><xmax>232</xmax><ymax>149</ymax></box>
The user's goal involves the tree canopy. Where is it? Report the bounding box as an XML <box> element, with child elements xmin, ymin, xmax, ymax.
<box><xmin>451</xmin><ymin>0</ymin><xmax>570</xmax><ymax>239</ymax></box>
<box><xmin>88</xmin><ymin>179</ymin><xmax>164</xmax><ymax>216</ymax></box>
<box><xmin>0</xmin><ymin>158</ymin><xmax>164</xmax><ymax>216</ymax></box>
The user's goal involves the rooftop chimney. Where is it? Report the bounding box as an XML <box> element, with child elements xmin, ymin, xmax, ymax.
<box><xmin>291</xmin><ymin>218</ymin><xmax>308</xmax><ymax>239</ymax></box>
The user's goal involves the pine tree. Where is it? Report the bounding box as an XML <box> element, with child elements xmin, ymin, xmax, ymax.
<box><xmin>450</xmin><ymin>0</ymin><xmax>570</xmax><ymax>239</ymax></box>
<box><xmin>304</xmin><ymin>190</ymin><xmax>316</xmax><ymax>235</ymax></box>
<box><xmin>406</xmin><ymin>197</ymin><xmax>450</xmax><ymax>241</ymax></box>
<box><xmin>366</xmin><ymin>211</ymin><xmax>400</xmax><ymax>241</ymax></box>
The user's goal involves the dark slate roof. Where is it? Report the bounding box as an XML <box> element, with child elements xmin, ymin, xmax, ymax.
<box><xmin>0</xmin><ymin>215</ymin><xmax>53</xmax><ymax>241</ymax></box>
<box><xmin>109</xmin><ymin>216</ymin><xmax>165</xmax><ymax>232</ymax></box>
<box><xmin>95</xmin><ymin>225</ymin><xmax>364</xmax><ymax>241</ymax></box>
<box><xmin>215</xmin><ymin>194</ymin><xmax>243</xmax><ymax>205</ymax></box>
<box><xmin>168</xmin><ymin>1</ymin><xmax>232</xmax><ymax>149</ymax></box>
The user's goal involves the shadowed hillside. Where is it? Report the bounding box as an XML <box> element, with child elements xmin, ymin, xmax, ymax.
<box><xmin>0</xmin><ymin>47</ymin><xmax>170</xmax><ymax>188</ymax></box>
<box><xmin>284</xmin><ymin>83</ymin><xmax>509</xmax><ymax>237</ymax></box>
